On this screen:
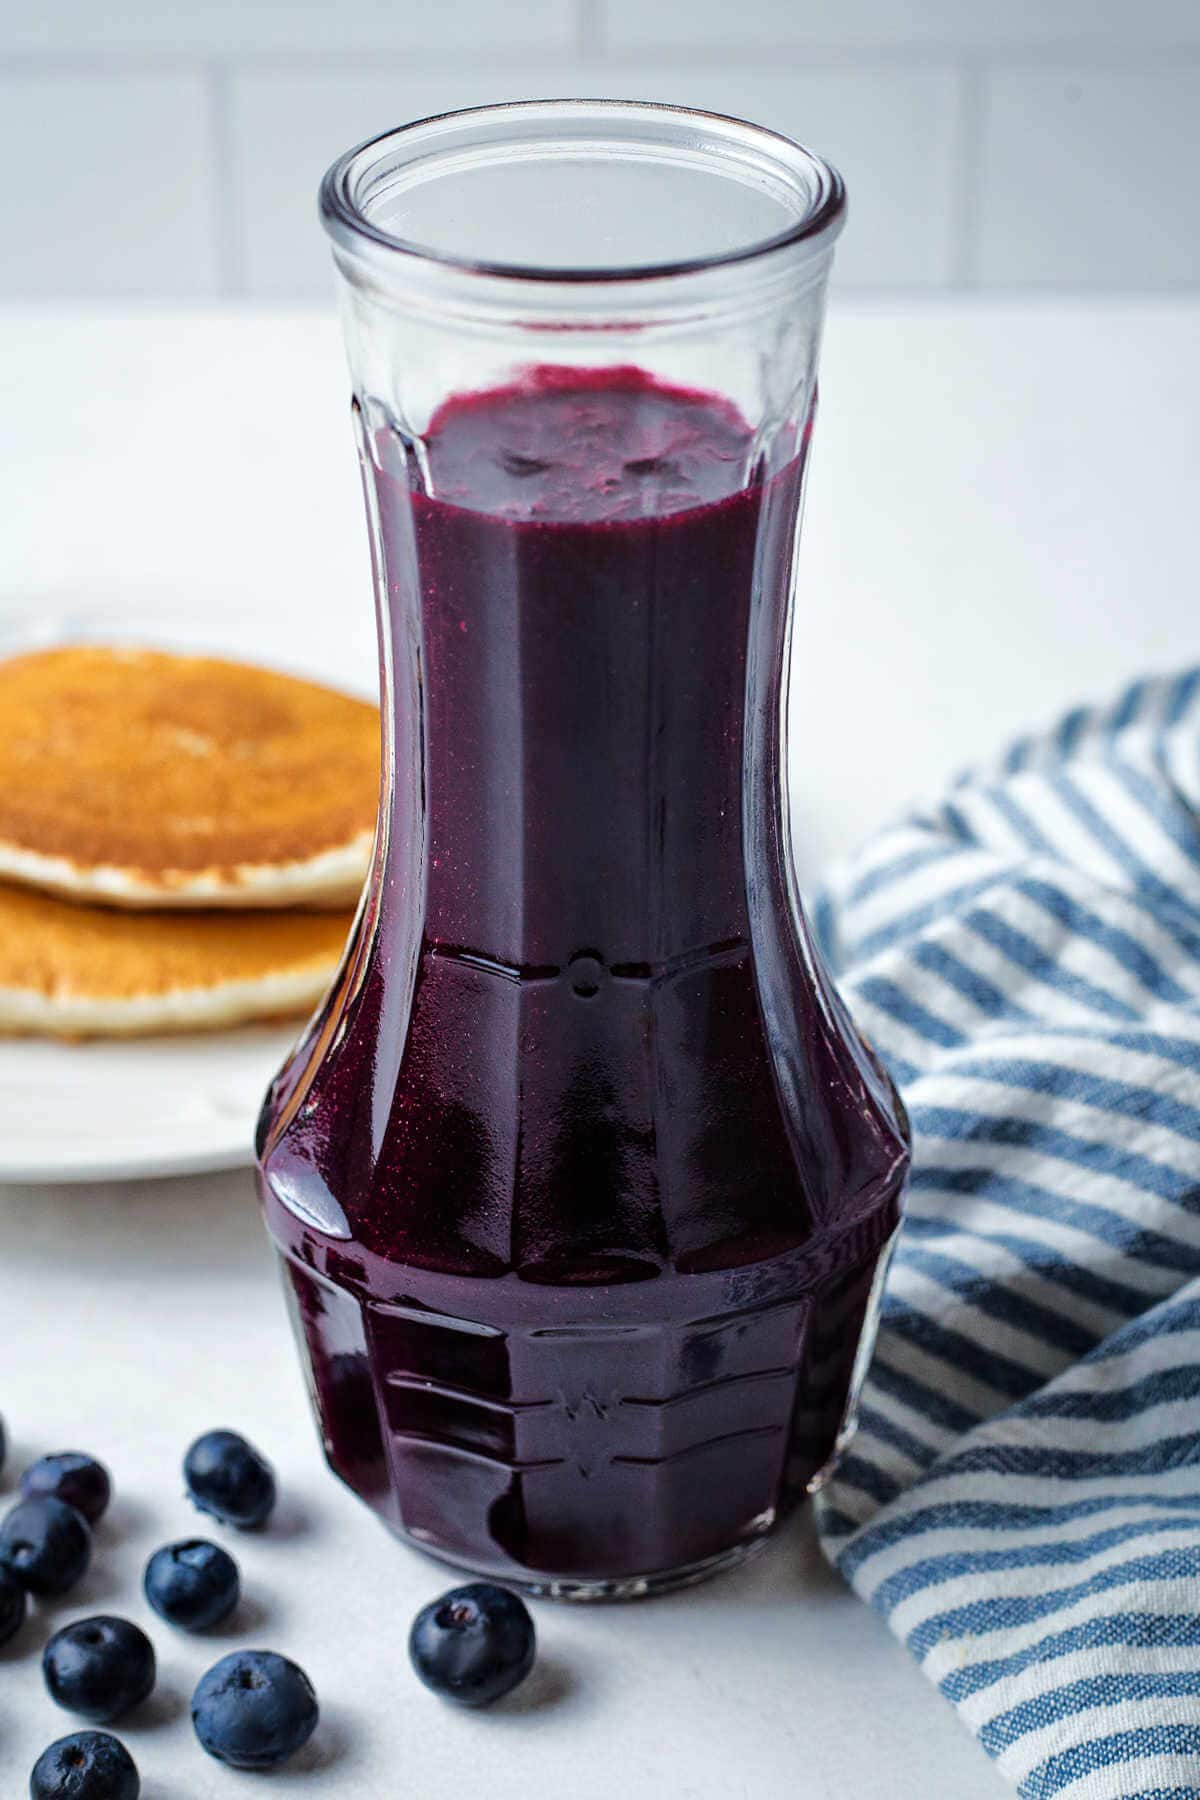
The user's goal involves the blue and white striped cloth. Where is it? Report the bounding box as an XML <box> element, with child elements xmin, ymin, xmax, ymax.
<box><xmin>814</xmin><ymin>668</ymin><xmax>1200</xmax><ymax>1800</ymax></box>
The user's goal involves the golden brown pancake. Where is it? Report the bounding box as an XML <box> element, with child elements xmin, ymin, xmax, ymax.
<box><xmin>0</xmin><ymin>880</ymin><xmax>353</xmax><ymax>1038</ymax></box>
<box><xmin>0</xmin><ymin>646</ymin><xmax>379</xmax><ymax>908</ymax></box>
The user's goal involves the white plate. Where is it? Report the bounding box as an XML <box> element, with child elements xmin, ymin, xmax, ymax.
<box><xmin>0</xmin><ymin>599</ymin><xmax>335</xmax><ymax>1185</ymax></box>
<box><xmin>0</xmin><ymin>1023</ymin><xmax>300</xmax><ymax>1183</ymax></box>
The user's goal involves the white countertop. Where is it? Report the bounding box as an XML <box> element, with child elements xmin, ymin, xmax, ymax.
<box><xmin>2</xmin><ymin>298</ymin><xmax>1199</xmax><ymax>1798</ymax></box>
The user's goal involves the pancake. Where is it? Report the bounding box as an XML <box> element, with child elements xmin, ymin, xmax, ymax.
<box><xmin>0</xmin><ymin>880</ymin><xmax>353</xmax><ymax>1038</ymax></box>
<box><xmin>0</xmin><ymin>646</ymin><xmax>379</xmax><ymax>908</ymax></box>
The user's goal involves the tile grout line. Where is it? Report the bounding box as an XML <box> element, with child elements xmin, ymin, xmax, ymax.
<box><xmin>576</xmin><ymin>0</ymin><xmax>602</xmax><ymax>60</ymax></box>
<box><xmin>5</xmin><ymin>44</ymin><xmax>1200</xmax><ymax>74</ymax></box>
<box><xmin>569</xmin><ymin>38</ymin><xmax>1200</xmax><ymax>67</ymax></box>
<box><xmin>948</xmin><ymin>60</ymin><xmax>985</xmax><ymax>290</ymax></box>
<box><xmin>206</xmin><ymin>60</ymin><xmax>247</xmax><ymax>301</ymax></box>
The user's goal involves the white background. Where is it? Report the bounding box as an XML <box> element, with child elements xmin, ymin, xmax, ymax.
<box><xmin>2</xmin><ymin>0</ymin><xmax>1200</xmax><ymax>299</ymax></box>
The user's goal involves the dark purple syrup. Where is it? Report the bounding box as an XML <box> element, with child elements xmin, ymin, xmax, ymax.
<box><xmin>258</xmin><ymin>367</ymin><xmax>907</xmax><ymax>1592</ymax></box>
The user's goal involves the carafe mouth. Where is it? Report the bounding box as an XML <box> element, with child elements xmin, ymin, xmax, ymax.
<box><xmin>320</xmin><ymin>98</ymin><xmax>845</xmax><ymax>292</ymax></box>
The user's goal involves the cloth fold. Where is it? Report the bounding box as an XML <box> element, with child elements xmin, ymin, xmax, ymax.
<box><xmin>814</xmin><ymin>668</ymin><xmax>1200</xmax><ymax>1800</ymax></box>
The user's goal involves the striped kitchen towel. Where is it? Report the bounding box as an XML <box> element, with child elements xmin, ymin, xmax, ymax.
<box><xmin>814</xmin><ymin>667</ymin><xmax>1200</xmax><ymax>1800</ymax></box>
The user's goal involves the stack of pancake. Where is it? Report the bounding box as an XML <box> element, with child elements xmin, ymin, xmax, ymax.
<box><xmin>0</xmin><ymin>645</ymin><xmax>379</xmax><ymax>1038</ymax></box>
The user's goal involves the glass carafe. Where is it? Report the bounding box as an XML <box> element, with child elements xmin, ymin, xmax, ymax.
<box><xmin>257</xmin><ymin>101</ymin><xmax>909</xmax><ymax>1597</ymax></box>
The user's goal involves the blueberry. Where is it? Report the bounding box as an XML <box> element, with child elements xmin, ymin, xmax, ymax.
<box><xmin>0</xmin><ymin>1560</ymin><xmax>27</xmax><ymax>1646</ymax></box>
<box><xmin>43</xmin><ymin>1618</ymin><xmax>156</xmax><ymax>1724</ymax></box>
<box><xmin>192</xmin><ymin>1649</ymin><xmax>318</xmax><ymax>1770</ymax></box>
<box><xmin>29</xmin><ymin>1730</ymin><xmax>139</xmax><ymax>1800</ymax></box>
<box><xmin>408</xmin><ymin>1582</ymin><xmax>536</xmax><ymax>1707</ymax></box>
<box><xmin>22</xmin><ymin>1455</ymin><xmax>112</xmax><ymax>1527</ymax></box>
<box><xmin>184</xmin><ymin>1431</ymin><xmax>275</xmax><ymax>1529</ymax></box>
<box><xmin>0</xmin><ymin>1498</ymin><xmax>91</xmax><ymax>1596</ymax></box>
<box><xmin>144</xmin><ymin>1539</ymin><xmax>239</xmax><ymax>1631</ymax></box>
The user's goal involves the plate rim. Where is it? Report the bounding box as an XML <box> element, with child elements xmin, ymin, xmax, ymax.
<box><xmin>0</xmin><ymin>1136</ymin><xmax>256</xmax><ymax>1185</ymax></box>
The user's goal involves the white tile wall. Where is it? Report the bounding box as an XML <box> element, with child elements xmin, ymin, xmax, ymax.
<box><xmin>232</xmin><ymin>65</ymin><xmax>593</xmax><ymax>299</ymax></box>
<box><xmin>0</xmin><ymin>0</ymin><xmax>576</xmax><ymax>55</ymax></box>
<box><xmin>599</xmin><ymin>0</ymin><xmax>1200</xmax><ymax>51</ymax></box>
<box><xmin>0</xmin><ymin>71</ymin><xmax>221</xmax><ymax>297</ymax></box>
<box><xmin>976</xmin><ymin>65</ymin><xmax>1200</xmax><ymax>286</ymax></box>
<box><xmin>1</xmin><ymin>0</ymin><xmax>1198</xmax><ymax>298</ymax></box>
<box><xmin>232</xmin><ymin>62</ymin><xmax>962</xmax><ymax>296</ymax></box>
<box><xmin>586</xmin><ymin>64</ymin><xmax>965</xmax><ymax>287</ymax></box>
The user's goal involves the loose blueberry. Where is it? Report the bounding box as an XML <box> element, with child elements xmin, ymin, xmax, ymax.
<box><xmin>408</xmin><ymin>1582</ymin><xmax>536</xmax><ymax>1708</ymax></box>
<box><xmin>43</xmin><ymin>1618</ymin><xmax>156</xmax><ymax>1724</ymax></box>
<box><xmin>184</xmin><ymin>1431</ymin><xmax>275</xmax><ymax>1529</ymax></box>
<box><xmin>144</xmin><ymin>1539</ymin><xmax>239</xmax><ymax>1631</ymax></box>
<box><xmin>192</xmin><ymin>1649</ymin><xmax>318</xmax><ymax>1770</ymax></box>
<box><xmin>0</xmin><ymin>1561</ymin><xmax>26</xmax><ymax>1646</ymax></box>
<box><xmin>0</xmin><ymin>1498</ymin><xmax>91</xmax><ymax>1597</ymax></box>
<box><xmin>29</xmin><ymin>1730</ymin><xmax>139</xmax><ymax>1800</ymax></box>
<box><xmin>22</xmin><ymin>1455</ymin><xmax>112</xmax><ymax>1527</ymax></box>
